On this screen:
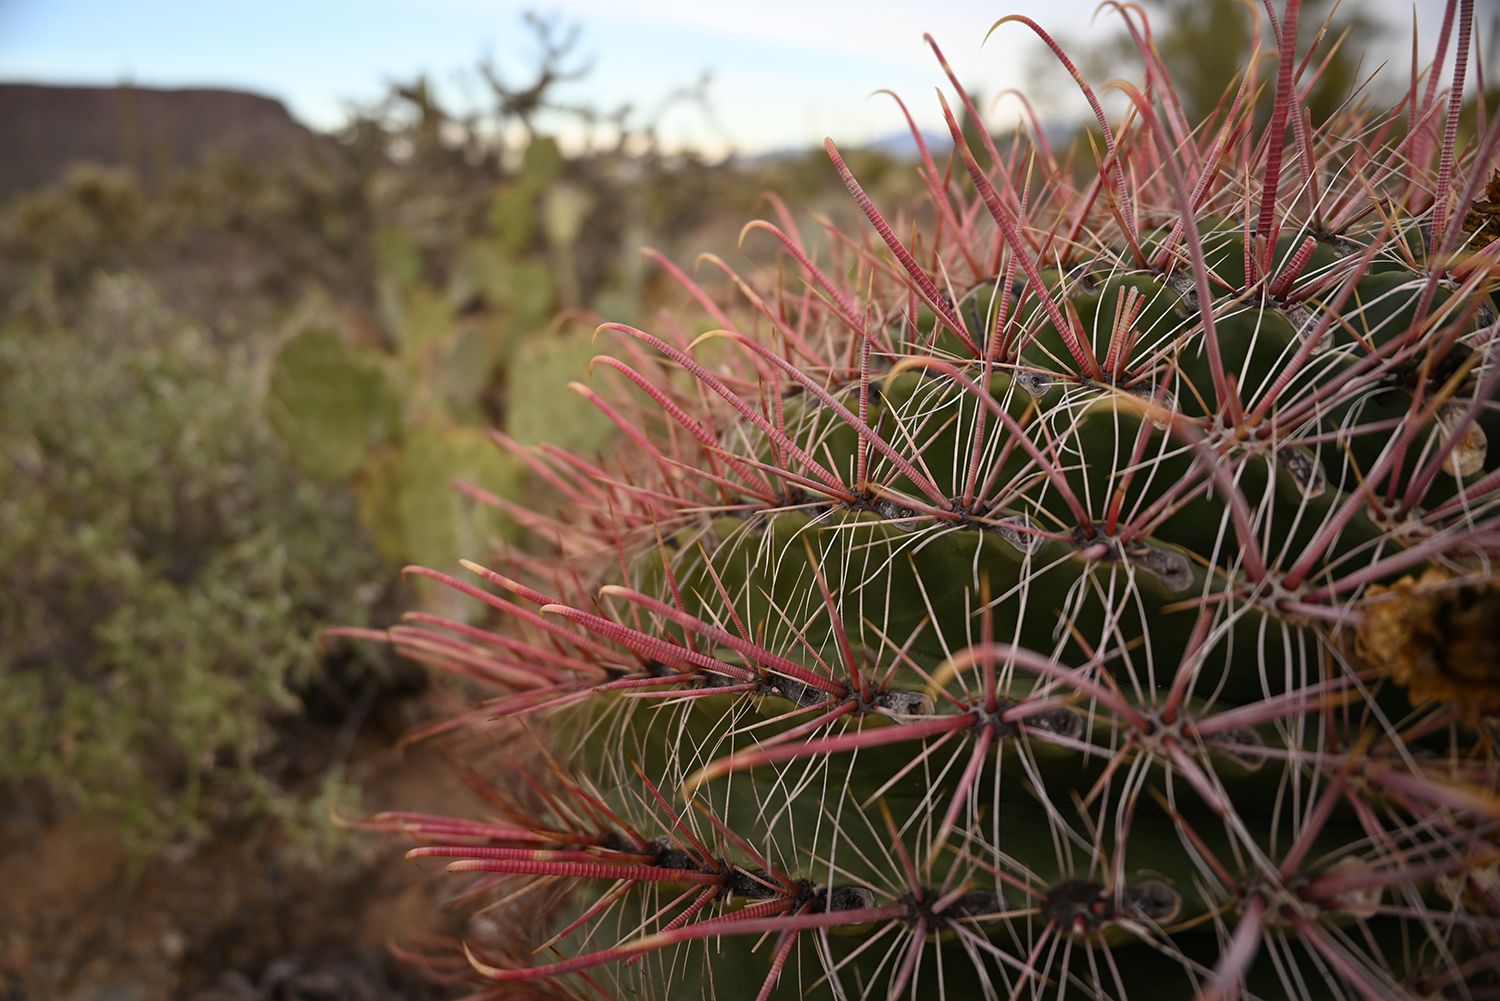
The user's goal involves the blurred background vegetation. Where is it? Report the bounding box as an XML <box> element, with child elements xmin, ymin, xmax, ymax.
<box><xmin>0</xmin><ymin>12</ymin><xmax>927</xmax><ymax>863</ymax></box>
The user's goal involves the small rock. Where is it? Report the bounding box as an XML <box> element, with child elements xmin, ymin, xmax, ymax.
<box><xmin>159</xmin><ymin>929</ymin><xmax>185</xmax><ymax>963</ymax></box>
<box><xmin>63</xmin><ymin>983</ymin><xmax>144</xmax><ymax>1001</ymax></box>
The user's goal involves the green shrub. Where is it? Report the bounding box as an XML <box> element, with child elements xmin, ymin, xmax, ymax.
<box><xmin>0</xmin><ymin>274</ymin><xmax>391</xmax><ymax>849</ymax></box>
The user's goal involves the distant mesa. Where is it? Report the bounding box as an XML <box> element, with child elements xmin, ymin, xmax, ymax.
<box><xmin>0</xmin><ymin>83</ymin><xmax>318</xmax><ymax>199</ymax></box>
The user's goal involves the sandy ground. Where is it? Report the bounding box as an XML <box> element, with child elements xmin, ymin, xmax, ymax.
<box><xmin>0</xmin><ymin>731</ymin><xmax>490</xmax><ymax>1001</ymax></box>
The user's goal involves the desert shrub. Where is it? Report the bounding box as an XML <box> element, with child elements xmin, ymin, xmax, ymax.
<box><xmin>0</xmin><ymin>273</ymin><xmax>392</xmax><ymax>849</ymax></box>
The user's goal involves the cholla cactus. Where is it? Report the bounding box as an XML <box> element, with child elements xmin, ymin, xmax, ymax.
<box><xmin>335</xmin><ymin>2</ymin><xmax>1500</xmax><ymax>998</ymax></box>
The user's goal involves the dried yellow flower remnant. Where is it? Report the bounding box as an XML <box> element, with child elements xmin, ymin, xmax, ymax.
<box><xmin>1356</xmin><ymin>567</ymin><xmax>1500</xmax><ymax>721</ymax></box>
<box><xmin>1435</xmin><ymin>403</ymin><xmax>1488</xmax><ymax>478</ymax></box>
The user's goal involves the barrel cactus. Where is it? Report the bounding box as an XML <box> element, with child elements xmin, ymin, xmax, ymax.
<box><xmin>336</xmin><ymin>2</ymin><xmax>1500</xmax><ymax>998</ymax></box>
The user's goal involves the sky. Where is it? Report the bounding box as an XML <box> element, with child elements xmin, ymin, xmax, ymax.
<box><xmin>0</xmin><ymin>0</ymin><xmax>1475</xmax><ymax>156</ymax></box>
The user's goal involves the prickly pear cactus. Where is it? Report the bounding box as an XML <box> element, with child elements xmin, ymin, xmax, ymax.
<box><xmin>338</xmin><ymin>4</ymin><xmax>1500</xmax><ymax>999</ymax></box>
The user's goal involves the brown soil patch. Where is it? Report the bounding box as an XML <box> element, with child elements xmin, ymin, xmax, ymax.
<box><xmin>0</xmin><ymin>736</ymin><xmax>486</xmax><ymax>1001</ymax></box>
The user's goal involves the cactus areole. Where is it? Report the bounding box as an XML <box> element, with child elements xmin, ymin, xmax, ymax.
<box><xmin>337</xmin><ymin>4</ymin><xmax>1500</xmax><ymax>999</ymax></box>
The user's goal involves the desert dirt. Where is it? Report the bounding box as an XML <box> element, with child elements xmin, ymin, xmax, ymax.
<box><xmin>0</xmin><ymin>726</ymin><xmax>487</xmax><ymax>1001</ymax></box>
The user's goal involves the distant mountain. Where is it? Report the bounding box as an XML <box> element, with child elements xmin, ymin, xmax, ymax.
<box><xmin>864</xmin><ymin>128</ymin><xmax>954</xmax><ymax>160</ymax></box>
<box><xmin>869</xmin><ymin>120</ymin><xmax>1084</xmax><ymax>159</ymax></box>
<box><xmin>740</xmin><ymin>120</ymin><xmax>1080</xmax><ymax>165</ymax></box>
<box><xmin>0</xmin><ymin>83</ymin><xmax>317</xmax><ymax>198</ymax></box>
<box><xmin>738</xmin><ymin>129</ymin><xmax>951</xmax><ymax>165</ymax></box>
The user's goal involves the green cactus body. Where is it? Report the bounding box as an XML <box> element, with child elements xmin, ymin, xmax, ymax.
<box><xmin>340</xmin><ymin>5</ymin><xmax>1500</xmax><ymax>999</ymax></box>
